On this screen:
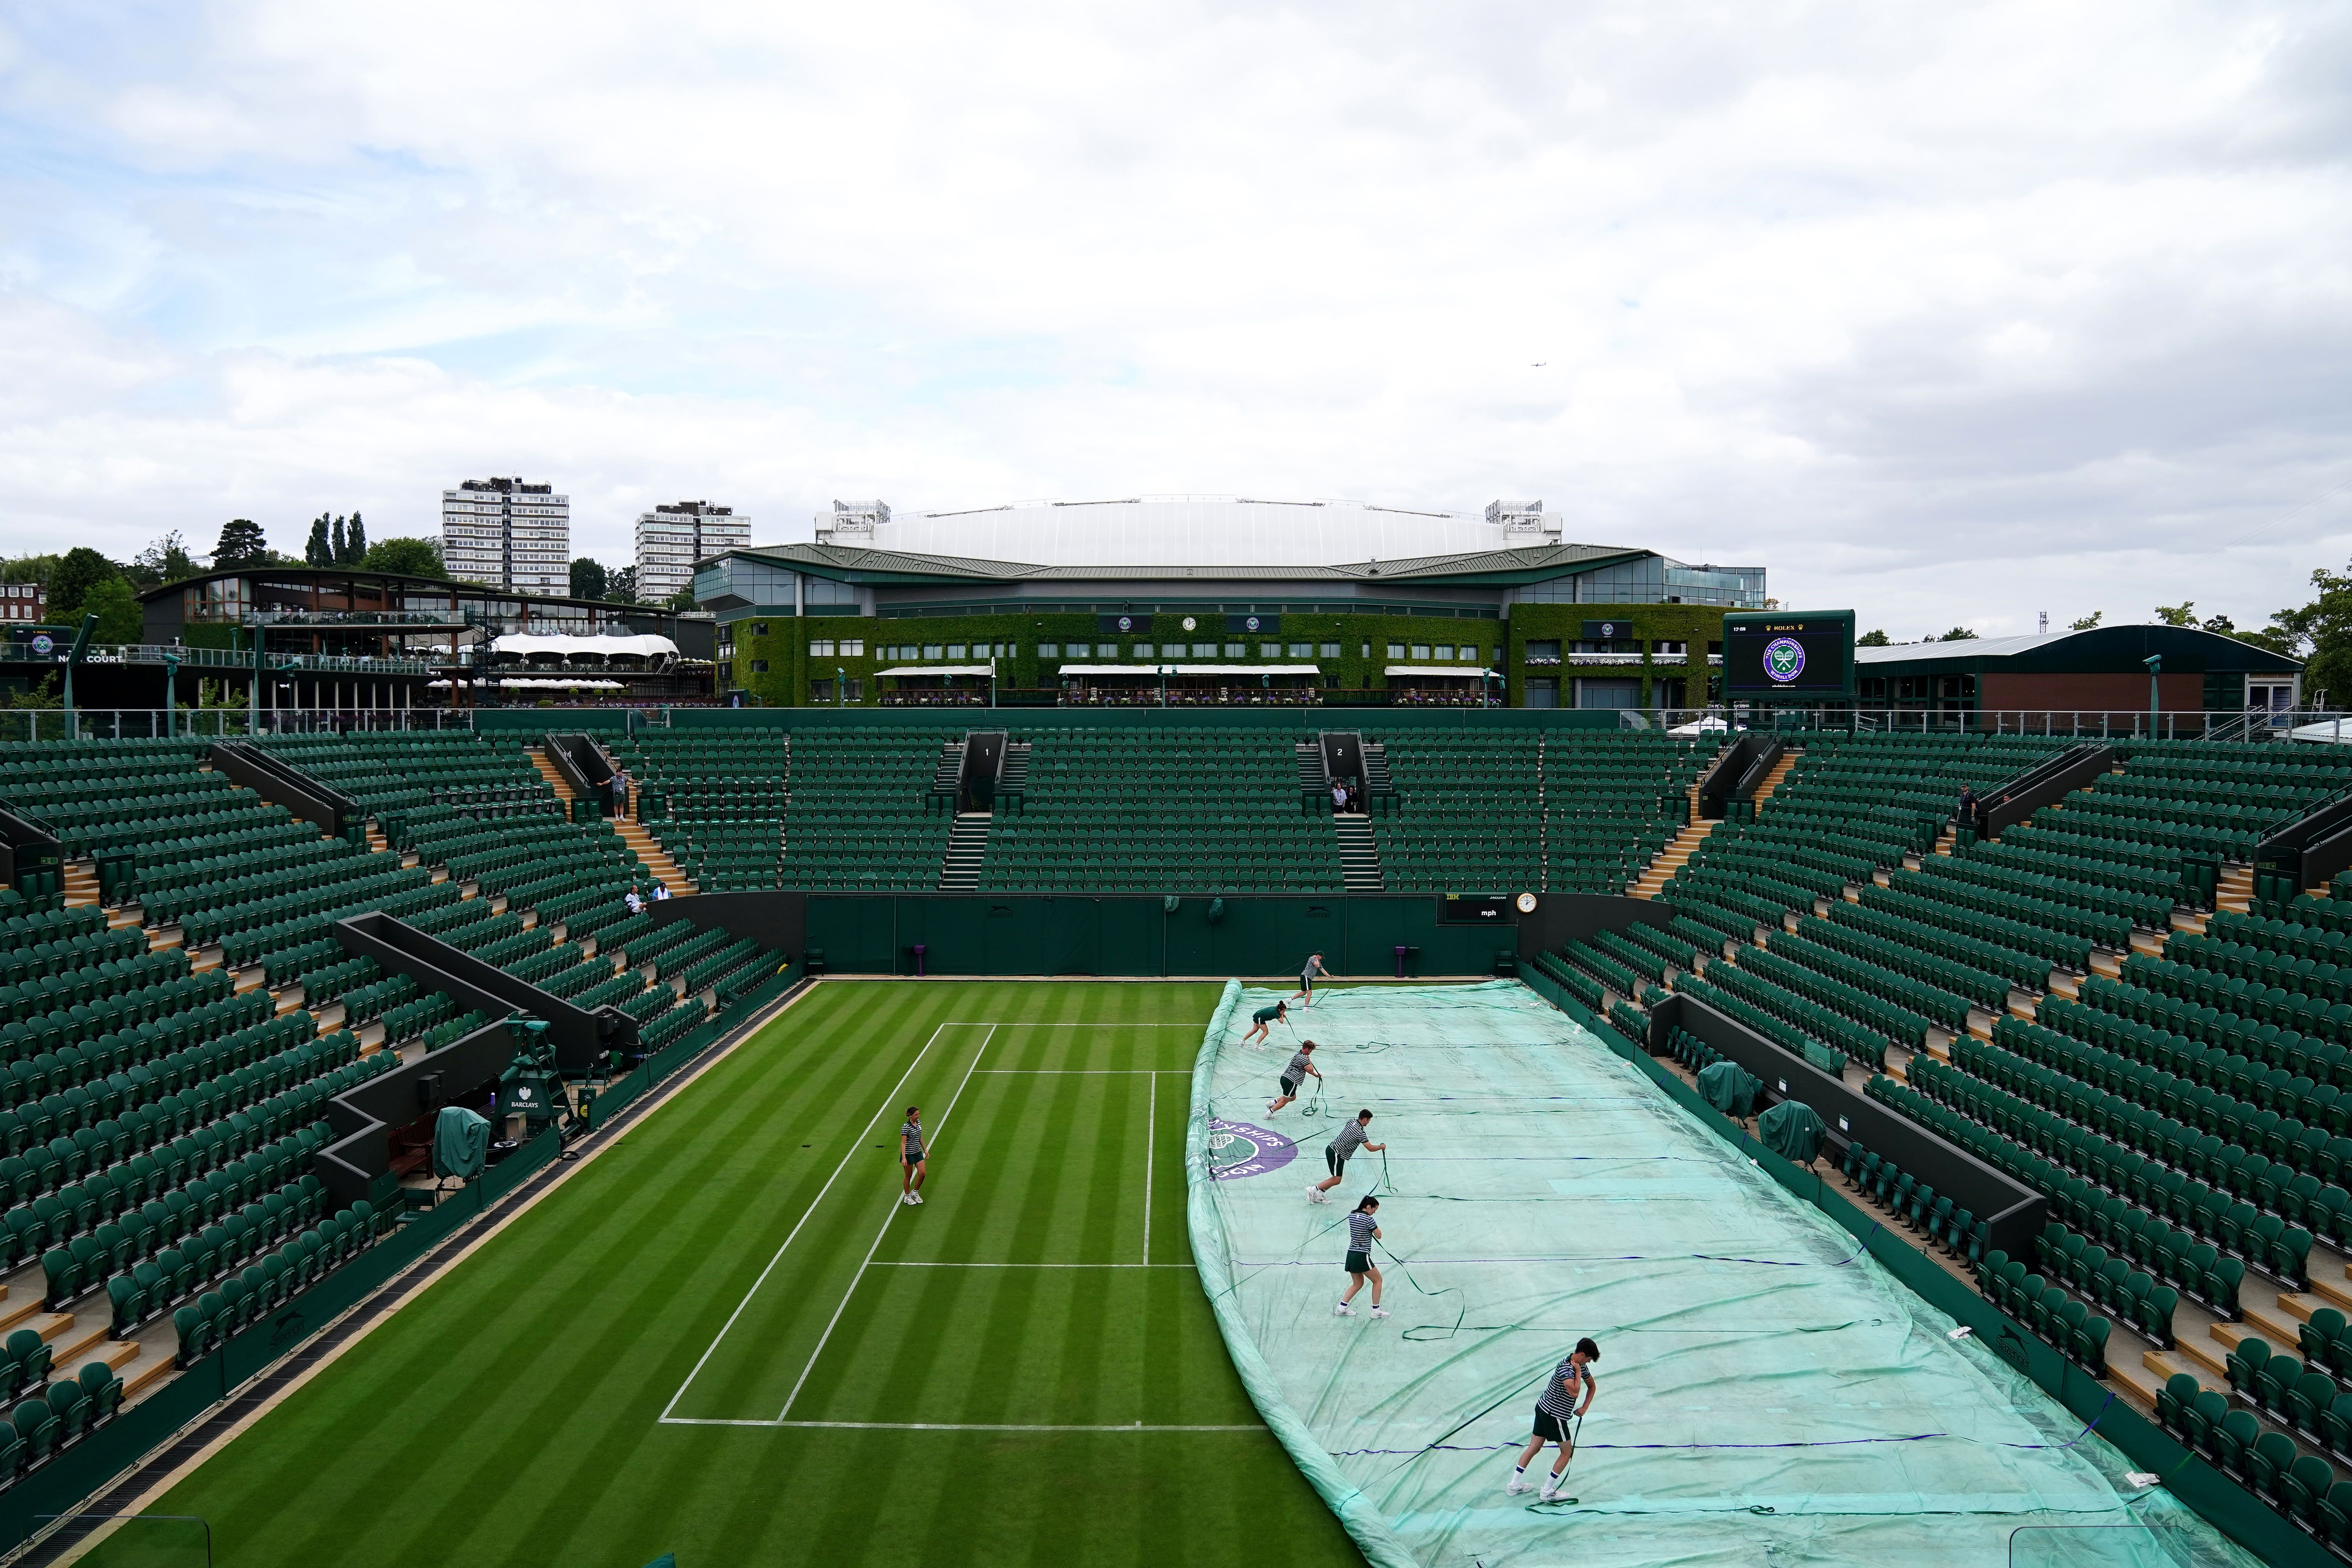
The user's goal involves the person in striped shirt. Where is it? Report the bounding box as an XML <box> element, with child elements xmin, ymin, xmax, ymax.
<box><xmin>1267</xmin><ymin>1040</ymin><xmax>1319</xmax><ymax>1115</ymax></box>
<box><xmin>1506</xmin><ymin>1338</ymin><xmax>1600</xmax><ymax>1499</ymax></box>
<box><xmin>1308</xmin><ymin>1110</ymin><xmax>1382</xmax><ymax>1203</ymax></box>
<box><xmin>1332</xmin><ymin>1196</ymin><xmax>1387</xmax><ymax>1318</ymax></box>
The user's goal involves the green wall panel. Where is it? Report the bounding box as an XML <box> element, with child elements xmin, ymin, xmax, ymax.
<box><xmin>805</xmin><ymin>895</ymin><xmax>1511</xmax><ymax>977</ymax></box>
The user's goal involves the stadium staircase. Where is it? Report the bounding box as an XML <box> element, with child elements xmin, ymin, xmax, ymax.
<box><xmin>524</xmin><ymin>747</ymin><xmax>575</xmax><ymax>807</ymax></box>
<box><xmin>939</xmin><ymin>815</ymin><xmax>989</xmax><ymax>890</ymax></box>
<box><xmin>1630</xmin><ymin>821</ymin><xmax>1714</xmax><ymax>900</ymax></box>
<box><xmin>524</xmin><ymin>745</ymin><xmax>695</xmax><ymax>897</ymax></box>
<box><xmin>1750</xmin><ymin>749</ymin><xmax>1802</xmax><ymax>813</ymax></box>
<box><xmin>613</xmin><ymin>814</ymin><xmax>695</xmax><ymax>898</ymax></box>
<box><xmin>1334</xmin><ymin>814</ymin><xmax>1383</xmax><ymax>891</ymax></box>
<box><xmin>935</xmin><ymin>731</ymin><xmax>1013</xmax><ymax>891</ymax></box>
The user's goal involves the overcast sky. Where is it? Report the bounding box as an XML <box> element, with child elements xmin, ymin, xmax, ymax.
<box><xmin>3</xmin><ymin>1</ymin><xmax>2348</xmax><ymax>637</ymax></box>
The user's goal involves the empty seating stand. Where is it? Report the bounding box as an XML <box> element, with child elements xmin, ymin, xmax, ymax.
<box><xmin>980</xmin><ymin>727</ymin><xmax>1339</xmax><ymax>892</ymax></box>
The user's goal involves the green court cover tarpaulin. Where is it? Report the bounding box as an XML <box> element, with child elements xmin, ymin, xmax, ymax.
<box><xmin>1185</xmin><ymin>980</ymin><xmax>2255</xmax><ymax>1568</ymax></box>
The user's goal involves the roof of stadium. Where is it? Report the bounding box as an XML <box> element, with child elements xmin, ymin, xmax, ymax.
<box><xmin>723</xmin><ymin>538</ymin><xmax>1646</xmax><ymax>584</ymax></box>
<box><xmin>806</xmin><ymin>494</ymin><xmax>1569</xmax><ymax>568</ymax></box>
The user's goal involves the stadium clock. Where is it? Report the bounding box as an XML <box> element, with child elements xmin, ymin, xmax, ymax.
<box><xmin>1515</xmin><ymin>892</ymin><xmax>1538</xmax><ymax>914</ymax></box>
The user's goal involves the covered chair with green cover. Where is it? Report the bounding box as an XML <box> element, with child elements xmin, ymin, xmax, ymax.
<box><xmin>430</xmin><ymin>1105</ymin><xmax>490</xmax><ymax>1186</ymax></box>
<box><xmin>1759</xmin><ymin>1100</ymin><xmax>1827</xmax><ymax>1165</ymax></box>
<box><xmin>1696</xmin><ymin>1060</ymin><xmax>1762</xmax><ymax>1121</ymax></box>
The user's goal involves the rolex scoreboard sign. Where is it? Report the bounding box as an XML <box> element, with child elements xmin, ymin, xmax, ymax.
<box><xmin>1723</xmin><ymin>610</ymin><xmax>1855</xmax><ymax>701</ymax></box>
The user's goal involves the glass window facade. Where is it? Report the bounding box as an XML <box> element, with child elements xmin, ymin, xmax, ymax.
<box><xmin>1510</xmin><ymin>554</ymin><xmax>1765</xmax><ymax>607</ymax></box>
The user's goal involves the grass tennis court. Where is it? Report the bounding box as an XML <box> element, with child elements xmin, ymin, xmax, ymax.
<box><xmin>141</xmin><ymin>981</ymin><xmax>1362</xmax><ymax>1568</ymax></box>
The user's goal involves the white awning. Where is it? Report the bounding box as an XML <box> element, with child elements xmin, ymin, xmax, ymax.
<box><xmin>1386</xmin><ymin>666</ymin><xmax>1499</xmax><ymax>678</ymax></box>
<box><xmin>1056</xmin><ymin>663</ymin><xmax>1321</xmax><ymax>676</ymax></box>
<box><xmin>876</xmin><ymin>665</ymin><xmax>995</xmax><ymax>676</ymax></box>
<box><xmin>1174</xmin><ymin>664</ymin><xmax>1320</xmax><ymax>675</ymax></box>
<box><xmin>430</xmin><ymin>677</ymin><xmax>627</xmax><ymax>690</ymax></box>
<box><xmin>490</xmin><ymin>633</ymin><xmax>679</xmax><ymax>659</ymax></box>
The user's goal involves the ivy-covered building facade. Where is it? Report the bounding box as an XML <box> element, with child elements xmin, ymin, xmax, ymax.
<box><xmin>692</xmin><ymin>515</ymin><xmax>1766</xmax><ymax>710</ymax></box>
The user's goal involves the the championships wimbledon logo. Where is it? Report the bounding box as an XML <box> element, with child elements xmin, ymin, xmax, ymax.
<box><xmin>1763</xmin><ymin>636</ymin><xmax>1807</xmax><ymax>684</ymax></box>
<box><xmin>1115</xmin><ymin>615</ymin><xmax>1135</xmax><ymax>632</ymax></box>
<box><xmin>1207</xmin><ymin>1118</ymin><xmax>1295</xmax><ymax>1180</ymax></box>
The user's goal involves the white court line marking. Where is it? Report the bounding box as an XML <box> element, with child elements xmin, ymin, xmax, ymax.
<box><xmin>1144</xmin><ymin>1073</ymin><xmax>1155</xmax><ymax>1265</ymax></box>
<box><xmin>975</xmin><ymin>1069</ymin><xmax>1192</xmax><ymax>1074</ymax></box>
<box><xmin>867</xmin><ymin>1261</ymin><xmax>1190</xmax><ymax>1269</ymax></box>
<box><xmin>662</xmin><ymin>1420</ymin><xmax>1263</xmax><ymax>1432</ymax></box>
<box><xmin>659</xmin><ymin>1020</ymin><xmax>964</xmax><ymax>1423</ymax></box>
<box><xmin>773</xmin><ymin>1025</ymin><xmax>996</xmax><ymax>1423</ymax></box>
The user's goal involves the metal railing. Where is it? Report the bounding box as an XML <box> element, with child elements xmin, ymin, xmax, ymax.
<box><xmin>1721</xmin><ymin>706</ymin><xmax>2344</xmax><ymax>739</ymax></box>
<box><xmin>71</xmin><ymin>643</ymin><xmax>433</xmax><ymax>677</ymax></box>
<box><xmin>0</xmin><ymin>708</ymin><xmax>481</xmax><ymax>742</ymax></box>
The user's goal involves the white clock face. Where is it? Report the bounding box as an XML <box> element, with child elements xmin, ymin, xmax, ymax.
<box><xmin>1516</xmin><ymin>892</ymin><xmax>1538</xmax><ymax>914</ymax></box>
<box><xmin>1181</xmin><ymin>616</ymin><xmax>1197</xmax><ymax>632</ymax></box>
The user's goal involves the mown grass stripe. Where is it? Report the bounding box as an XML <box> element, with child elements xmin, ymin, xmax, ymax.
<box><xmin>147</xmin><ymin>982</ymin><xmax>1362</xmax><ymax>1568</ymax></box>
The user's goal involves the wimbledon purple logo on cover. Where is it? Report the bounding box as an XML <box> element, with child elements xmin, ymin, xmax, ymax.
<box><xmin>1208</xmin><ymin>1118</ymin><xmax>1295</xmax><ymax>1179</ymax></box>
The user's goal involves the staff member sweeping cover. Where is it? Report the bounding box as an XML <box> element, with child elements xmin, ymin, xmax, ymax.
<box><xmin>1334</xmin><ymin>1196</ymin><xmax>1388</xmax><ymax>1318</ymax></box>
<box><xmin>1506</xmin><ymin>1338</ymin><xmax>1599</xmax><ymax>1500</ymax></box>
<box><xmin>1268</xmin><ymin>1040</ymin><xmax>1319</xmax><ymax>1114</ymax></box>
<box><xmin>1309</xmin><ymin>1110</ymin><xmax>1382</xmax><ymax>1203</ymax></box>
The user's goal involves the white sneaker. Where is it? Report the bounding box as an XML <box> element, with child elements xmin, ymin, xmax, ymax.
<box><xmin>911</xmin><ymin>1192</ymin><xmax>924</xmax><ymax>1205</ymax></box>
<box><xmin>1540</xmin><ymin>1483</ymin><xmax>1562</xmax><ymax>1502</ymax></box>
<box><xmin>1305</xmin><ymin>1183</ymin><xmax>1322</xmax><ymax>1201</ymax></box>
<box><xmin>1267</xmin><ymin>1101</ymin><xmax>1279</xmax><ymax>1114</ymax></box>
<box><xmin>1369</xmin><ymin>1305</ymin><xmax>1390</xmax><ymax>1319</ymax></box>
<box><xmin>1505</xmin><ymin>1475</ymin><xmax>1529</xmax><ymax>1496</ymax></box>
<box><xmin>1333</xmin><ymin>1302</ymin><xmax>1354</xmax><ymax>1316</ymax></box>
<box><xmin>901</xmin><ymin>1192</ymin><xmax>914</xmax><ymax>1205</ymax></box>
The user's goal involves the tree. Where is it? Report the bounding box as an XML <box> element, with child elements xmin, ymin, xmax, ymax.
<box><xmin>82</xmin><ymin>578</ymin><xmax>143</xmax><ymax>644</ymax></box>
<box><xmin>605</xmin><ymin>566</ymin><xmax>639</xmax><ymax>604</ymax></box>
<box><xmin>211</xmin><ymin>519</ymin><xmax>272</xmax><ymax>568</ymax></box>
<box><xmin>359</xmin><ymin>537</ymin><xmax>449</xmax><ymax>579</ymax></box>
<box><xmin>345</xmin><ymin>512</ymin><xmax>367</xmax><ymax>564</ymax></box>
<box><xmin>570</xmin><ymin>557</ymin><xmax>607</xmax><ymax>601</ymax></box>
<box><xmin>666</xmin><ymin>584</ymin><xmax>699</xmax><ymax>612</ymax></box>
<box><xmin>2069</xmin><ymin>611</ymin><xmax>2103</xmax><ymax>631</ymax></box>
<box><xmin>8</xmin><ymin>673</ymin><xmax>58</xmax><ymax>711</ymax></box>
<box><xmin>1938</xmin><ymin>626</ymin><xmax>1979</xmax><ymax>641</ymax></box>
<box><xmin>305</xmin><ymin>514</ymin><xmax>332</xmax><ymax>568</ymax></box>
<box><xmin>2201</xmin><ymin>612</ymin><xmax>2236</xmax><ymax>634</ymax></box>
<box><xmin>1856</xmin><ymin>628</ymin><xmax>1890</xmax><ymax>646</ymax></box>
<box><xmin>330</xmin><ymin>516</ymin><xmax>346</xmax><ymax>566</ymax></box>
<box><xmin>2154</xmin><ymin>601</ymin><xmax>2198</xmax><ymax>627</ymax></box>
<box><xmin>2</xmin><ymin>554</ymin><xmax>58</xmax><ymax>586</ymax></box>
<box><xmin>2251</xmin><ymin>564</ymin><xmax>2352</xmax><ymax>706</ymax></box>
<box><xmin>48</xmin><ymin>547</ymin><xmax>120</xmax><ymax>622</ymax></box>
<box><xmin>128</xmin><ymin>531</ymin><xmax>200</xmax><ymax>588</ymax></box>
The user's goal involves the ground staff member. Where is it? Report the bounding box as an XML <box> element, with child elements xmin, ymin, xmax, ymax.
<box><xmin>1333</xmin><ymin>1196</ymin><xmax>1388</xmax><ymax>1318</ymax></box>
<box><xmin>1291</xmin><ymin>953</ymin><xmax>1332</xmax><ymax>1008</ymax></box>
<box><xmin>1240</xmin><ymin>999</ymin><xmax>1289</xmax><ymax>1047</ymax></box>
<box><xmin>1267</xmin><ymin>1040</ymin><xmax>1319</xmax><ymax>1114</ymax></box>
<box><xmin>1308</xmin><ymin>1110</ymin><xmax>1382</xmax><ymax>1203</ymax></box>
<box><xmin>1506</xmin><ymin>1338</ymin><xmax>1600</xmax><ymax>1500</ymax></box>
<box><xmin>899</xmin><ymin>1106</ymin><xmax>927</xmax><ymax>1206</ymax></box>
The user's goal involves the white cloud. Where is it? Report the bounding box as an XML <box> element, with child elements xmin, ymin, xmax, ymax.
<box><xmin>0</xmin><ymin>0</ymin><xmax>2346</xmax><ymax>639</ymax></box>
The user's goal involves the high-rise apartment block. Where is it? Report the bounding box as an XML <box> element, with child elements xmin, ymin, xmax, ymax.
<box><xmin>440</xmin><ymin>477</ymin><xmax>570</xmax><ymax>597</ymax></box>
<box><xmin>635</xmin><ymin>501</ymin><xmax>751</xmax><ymax>604</ymax></box>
